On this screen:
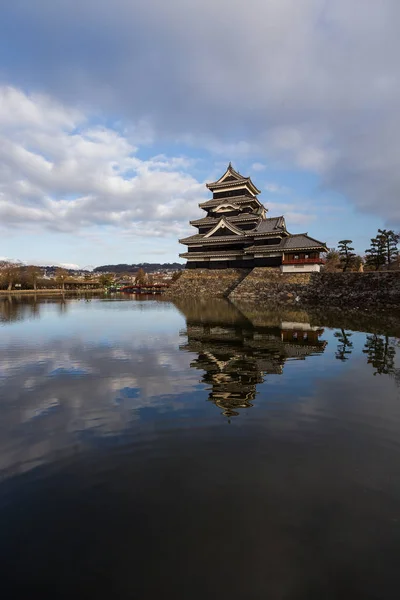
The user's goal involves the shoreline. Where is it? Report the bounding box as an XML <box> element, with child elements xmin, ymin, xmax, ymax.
<box><xmin>0</xmin><ymin>289</ymin><xmax>105</xmax><ymax>296</ymax></box>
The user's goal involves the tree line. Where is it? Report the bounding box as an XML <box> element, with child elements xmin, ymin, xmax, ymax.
<box><xmin>0</xmin><ymin>263</ymin><xmax>83</xmax><ymax>291</ymax></box>
<box><xmin>325</xmin><ymin>229</ymin><xmax>400</xmax><ymax>272</ymax></box>
<box><xmin>94</xmin><ymin>262</ymin><xmax>184</xmax><ymax>274</ymax></box>
<box><xmin>0</xmin><ymin>261</ymin><xmax>183</xmax><ymax>291</ymax></box>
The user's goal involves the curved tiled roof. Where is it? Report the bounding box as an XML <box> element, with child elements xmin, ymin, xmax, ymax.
<box><xmin>253</xmin><ymin>216</ymin><xmax>286</xmax><ymax>234</ymax></box>
<box><xmin>199</xmin><ymin>195</ymin><xmax>262</xmax><ymax>209</ymax></box>
<box><xmin>244</xmin><ymin>244</ymin><xmax>283</xmax><ymax>254</ymax></box>
<box><xmin>206</xmin><ymin>178</ymin><xmax>261</xmax><ymax>194</ymax></box>
<box><xmin>282</xmin><ymin>234</ymin><xmax>327</xmax><ymax>250</ymax></box>
<box><xmin>245</xmin><ymin>234</ymin><xmax>327</xmax><ymax>254</ymax></box>
<box><xmin>204</xmin><ymin>217</ymin><xmax>244</xmax><ymax>237</ymax></box>
<box><xmin>206</xmin><ymin>164</ymin><xmax>261</xmax><ymax>195</ymax></box>
<box><xmin>190</xmin><ymin>214</ymin><xmax>260</xmax><ymax>227</ymax></box>
<box><xmin>179</xmin><ymin>251</ymin><xmax>246</xmax><ymax>259</ymax></box>
<box><xmin>206</xmin><ymin>163</ymin><xmax>244</xmax><ymax>186</ymax></box>
<box><xmin>179</xmin><ymin>233</ymin><xmax>248</xmax><ymax>244</ymax></box>
<box><xmin>180</xmin><ymin>216</ymin><xmax>293</xmax><ymax>245</ymax></box>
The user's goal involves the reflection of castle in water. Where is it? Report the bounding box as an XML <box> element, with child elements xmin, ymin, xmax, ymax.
<box><xmin>177</xmin><ymin>300</ymin><xmax>327</xmax><ymax>418</ymax></box>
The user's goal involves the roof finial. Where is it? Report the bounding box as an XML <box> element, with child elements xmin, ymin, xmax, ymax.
<box><xmin>228</xmin><ymin>161</ymin><xmax>232</xmax><ymax>169</ymax></box>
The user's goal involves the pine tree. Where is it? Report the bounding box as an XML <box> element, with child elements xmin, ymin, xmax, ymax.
<box><xmin>365</xmin><ymin>236</ymin><xmax>386</xmax><ymax>270</ymax></box>
<box><xmin>363</xmin><ymin>334</ymin><xmax>396</xmax><ymax>375</ymax></box>
<box><xmin>338</xmin><ymin>240</ymin><xmax>356</xmax><ymax>271</ymax></box>
<box><xmin>377</xmin><ymin>229</ymin><xmax>399</xmax><ymax>266</ymax></box>
<box><xmin>334</xmin><ymin>329</ymin><xmax>353</xmax><ymax>361</ymax></box>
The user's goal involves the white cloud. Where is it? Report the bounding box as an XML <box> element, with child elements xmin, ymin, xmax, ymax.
<box><xmin>0</xmin><ymin>85</ymin><xmax>320</xmax><ymax>250</ymax></box>
<box><xmin>0</xmin><ymin>87</ymin><xmax>205</xmax><ymax>238</ymax></box>
<box><xmin>1</xmin><ymin>0</ymin><xmax>398</xmax><ymax>224</ymax></box>
<box><xmin>0</xmin><ymin>86</ymin><xmax>81</xmax><ymax>131</ymax></box>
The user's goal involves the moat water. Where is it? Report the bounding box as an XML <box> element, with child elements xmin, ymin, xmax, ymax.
<box><xmin>1</xmin><ymin>295</ymin><xmax>400</xmax><ymax>599</ymax></box>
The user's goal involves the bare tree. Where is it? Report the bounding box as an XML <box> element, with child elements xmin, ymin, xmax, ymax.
<box><xmin>55</xmin><ymin>268</ymin><xmax>69</xmax><ymax>292</ymax></box>
<box><xmin>323</xmin><ymin>248</ymin><xmax>341</xmax><ymax>272</ymax></box>
<box><xmin>26</xmin><ymin>265</ymin><xmax>42</xmax><ymax>291</ymax></box>
<box><xmin>0</xmin><ymin>261</ymin><xmax>22</xmax><ymax>291</ymax></box>
<box><xmin>135</xmin><ymin>268</ymin><xmax>147</xmax><ymax>285</ymax></box>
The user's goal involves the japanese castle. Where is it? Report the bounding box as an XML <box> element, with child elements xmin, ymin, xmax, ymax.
<box><xmin>179</xmin><ymin>163</ymin><xmax>327</xmax><ymax>271</ymax></box>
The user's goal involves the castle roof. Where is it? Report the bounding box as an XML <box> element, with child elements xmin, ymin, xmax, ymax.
<box><xmin>199</xmin><ymin>195</ymin><xmax>262</xmax><ymax>210</ymax></box>
<box><xmin>245</xmin><ymin>234</ymin><xmax>327</xmax><ymax>254</ymax></box>
<box><xmin>253</xmin><ymin>216</ymin><xmax>286</xmax><ymax>234</ymax></box>
<box><xmin>190</xmin><ymin>214</ymin><xmax>260</xmax><ymax>227</ymax></box>
<box><xmin>179</xmin><ymin>233</ymin><xmax>248</xmax><ymax>244</ymax></box>
<box><xmin>205</xmin><ymin>163</ymin><xmax>261</xmax><ymax>195</ymax></box>
<box><xmin>181</xmin><ymin>216</ymin><xmax>288</xmax><ymax>244</ymax></box>
<box><xmin>282</xmin><ymin>233</ymin><xmax>327</xmax><ymax>250</ymax></box>
<box><xmin>179</xmin><ymin>250</ymin><xmax>246</xmax><ymax>259</ymax></box>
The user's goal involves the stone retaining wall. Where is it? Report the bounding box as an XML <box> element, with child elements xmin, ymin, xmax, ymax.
<box><xmin>303</xmin><ymin>272</ymin><xmax>400</xmax><ymax>308</ymax></box>
<box><xmin>166</xmin><ymin>268</ymin><xmax>400</xmax><ymax>308</ymax></box>
<box><xmin>164</xmin><ymin>268</ymin><xmax>250</xmax><ymax>298</ymax></box>
<box><xmin>229</xmin><ymin>268</ymin><xmax>311</xmax><ymax>302</ymax></box>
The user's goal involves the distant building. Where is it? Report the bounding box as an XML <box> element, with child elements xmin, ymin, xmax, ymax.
<box><xmin>179</xmin><ymin>163</ymin><xmax>327</xmax><ymax>272</ymax></box>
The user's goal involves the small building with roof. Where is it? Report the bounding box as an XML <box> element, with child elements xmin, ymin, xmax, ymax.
<box><xmin>179</xmin><ymin>163</ymin><xmax>327</xmax><ymax>272</ymax></box>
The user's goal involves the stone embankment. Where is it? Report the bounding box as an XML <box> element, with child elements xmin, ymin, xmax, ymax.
<box><xmin>164</xmin><ymin>269</ymin><xmax>250</xmax><ymax>298</ymax></box>
<box><xmin>229</xmin><ymin>267</ymin><xmax>311</xmax><ymax>302</ymax></box>
<box><xmin>166</xmin><ymin>268</ymin><xmax>400</xmax><ymax>308</ymax></box>
<box><xmin>303</xmin><ymin>272</ymin><xmax>400</xmax><ymax>308</ymax></box>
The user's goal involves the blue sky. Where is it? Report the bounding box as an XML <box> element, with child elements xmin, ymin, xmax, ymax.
<box><xmin>0</xmin><ymin>0</ymin><xmax>399</xmax><ymax>267</ymax></box>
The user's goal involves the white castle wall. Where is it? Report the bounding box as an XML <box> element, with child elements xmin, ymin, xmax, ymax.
<box><xmin>281</xmin><ymin>264</ymin><xmax>321</xmax><ymax>273</ymax></box>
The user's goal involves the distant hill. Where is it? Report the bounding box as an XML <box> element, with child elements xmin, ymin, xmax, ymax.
<box><xmin>93</xmin><ymin>262</ymin><xmax>185</xmax><ymax>274</ymax></box>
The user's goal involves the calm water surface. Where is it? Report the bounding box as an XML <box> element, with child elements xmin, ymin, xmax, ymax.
<box><xmin>1</xmin><ymin>295</ymin><xmax>400</xmax><ymax>599</ymax></box>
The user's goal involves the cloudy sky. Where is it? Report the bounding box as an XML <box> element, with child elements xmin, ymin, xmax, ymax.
<box><xmin>0</xmin><ymin>0</ymin><xmax>399</xmax><ymax>267</ymax></box>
